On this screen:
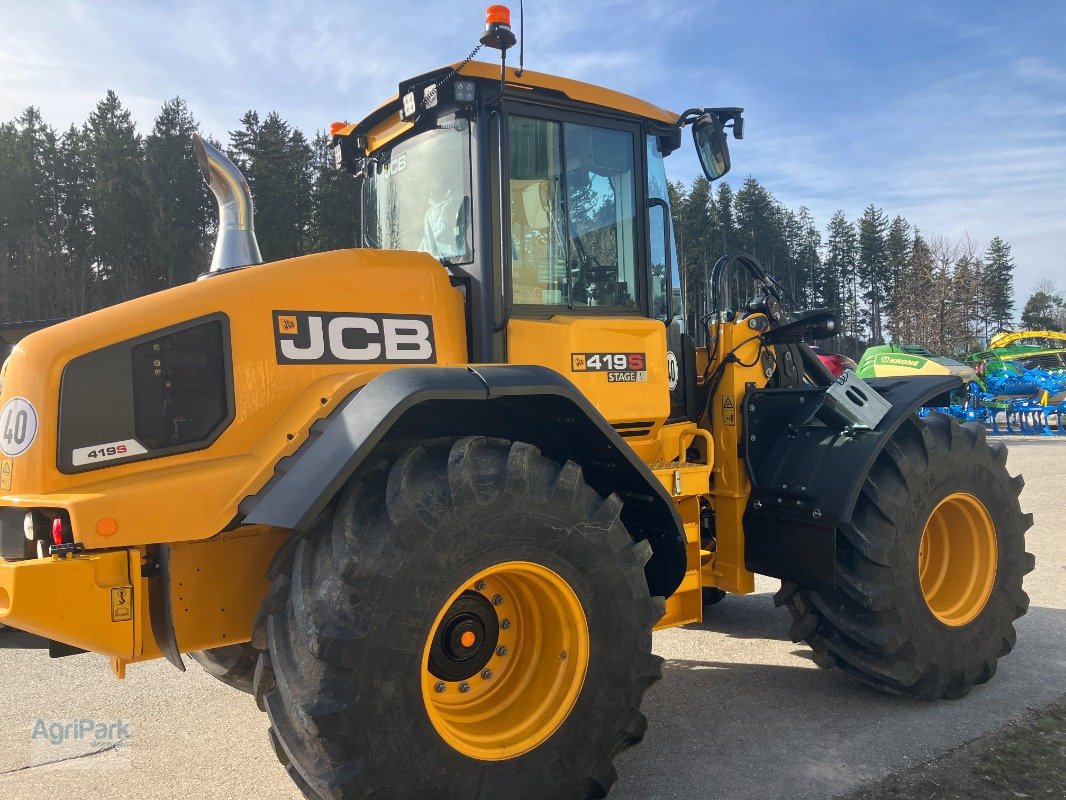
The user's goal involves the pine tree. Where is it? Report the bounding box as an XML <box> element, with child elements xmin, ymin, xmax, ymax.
<box><xmin>144</xmin><ymin>97</ymin><xmax>211</xmax><ymax>288</ymax></box>
<box><xmin>883</xmin><ymin>215</ymin><xmax>912</xmax><ymax>339</ymax></box>
<box><xmin>796</xmin><ymin>206</ymin><xmax>821</xmax><ymax>307</ymax></box>
<box><xmin>712</xmin><ymin>182</ymin><xmax>736</xmax><ymax>256</ymax></box>
<box><xmin>857</xmin><ymin>204</ymin><xmax>888</xmax><ymax>344</ymax></box>
<box><xmin>824</xmin><ymin>211</ymin><xmax>860</xmax><ymax>356</ymax></box>
<box><xmin>679</xmin><ymin>176</ymin><xmax>712</xmax><ymax>324</ymax></box>
<box><xmin>894</xmin><ymin>233</ymin><xmax>936</xmax><ymax>346</ymax></box>
<box><xmin>230</xmin><ymin>111</ymin><xmax>313</xmax><ymax>261</ymax></box>
<box><xmin>982</xmin><ymin>236</ymin><xmax>1015</xmax><ymax>333</ymax></box>
<box><xmin>734</xmin><ymin>177</ymin><xmax>791</xmax><ymax>308</ymax></box>
<box><xmin>56</xmin><ymin>124</ymin><xmax>94</xmax><ymax>315</ymax></box>
<box><xmin>86</xmin><ymin>90</ymin><xmax>150</xmax><ymax>304</ymax></box>
<box><xmin>308</xmin><ymin>131</ymin><xmax>359</xmax><ymax>253</ymax></box>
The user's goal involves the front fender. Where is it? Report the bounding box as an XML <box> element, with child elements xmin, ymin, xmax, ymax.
<box><xmin>240</xmin><ymin>365</ymin><xmax>688</xmax><ymax>598</ymax></box>
<box><xmin>741</xmin><ymin>375</ymin><xmax>961</xmax><ymax>588</ymax></box>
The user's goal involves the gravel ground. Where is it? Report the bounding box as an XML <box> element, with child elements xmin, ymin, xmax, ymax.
<box><xmin>0</xmin><ymin>437</ymin><xmax>1062</xmax><ymax>800</ymax></box>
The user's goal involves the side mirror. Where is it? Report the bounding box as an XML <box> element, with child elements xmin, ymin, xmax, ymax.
<box><xmin>693</xmin><ymin>114</ymin><xmax>731</xmax><ymax>181</ymax></box>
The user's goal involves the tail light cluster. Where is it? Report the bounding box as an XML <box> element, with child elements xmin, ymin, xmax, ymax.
<box><xmin>6</xmin><ymin>509</ymin><xmax>74</xmax><ymax>560</ymax></box>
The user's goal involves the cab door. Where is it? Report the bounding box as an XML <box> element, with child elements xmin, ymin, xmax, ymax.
<box><xmin>647</xmin><ymin>134</ymin><xmax>697</xmax><ymax>423</ymax></box>
<box><xmin>500</xmin><ymin>104</ymin><xmax>671</xmax><ymax>433</ymax></box>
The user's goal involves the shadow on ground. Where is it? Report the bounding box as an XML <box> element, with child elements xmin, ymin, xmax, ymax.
<box><xmin>613</xmin><ymin>600</ymin><xmax>1066</xmax><ymax>800</ymax></box>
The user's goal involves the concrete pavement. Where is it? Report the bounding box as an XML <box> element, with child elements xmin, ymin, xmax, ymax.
<box><xmin>1</xmin><ymin>439</ymin><xmax>1062</xmax><ymax>799</ymax></box>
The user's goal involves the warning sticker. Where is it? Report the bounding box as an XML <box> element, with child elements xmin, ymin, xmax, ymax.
<box><xmin>111</xmin><ymin>587</ymin><xmax>133</xmax><ymax>622</ymax></box>
<box><xmin>722</xmin><ymin>396</ymin><xmax>736</xmax><ymax>426</ymax></box>
<box><xmin>0</xmin><ymin>458</ymin><xmax>11</xmax><ymax>490</ymax></box>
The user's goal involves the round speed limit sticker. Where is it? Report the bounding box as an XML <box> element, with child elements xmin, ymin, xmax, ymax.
<box><xmin>0</xmin><ymin>397</ymin><xmax>38</xmax><ymax>457</ymax></box>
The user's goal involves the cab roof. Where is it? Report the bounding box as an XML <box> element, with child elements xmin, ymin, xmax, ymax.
<box><xmin>337</xmin><ymin>60</ymin><xmax>678</xmax><ymax>154</ymax></box>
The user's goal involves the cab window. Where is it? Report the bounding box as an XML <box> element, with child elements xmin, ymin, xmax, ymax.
<box><xmin>647</xmin><ymin>135</ymin><xmax>679</xmax><ymax>321</ymax></box>
<box><xmin>361</xmin><ymin>119</ymin><xmax>473</xmax><ymax>264</ymax></box>
<box><xmin>508</xmin><ymin>115</ymin><xmax>638</xmax><ymax>309</ymax></box>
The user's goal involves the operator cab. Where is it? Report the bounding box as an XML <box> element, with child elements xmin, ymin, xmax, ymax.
<box><xmin>332</xmin><ymin>59</ymin><xmax>741</xmax><ymax>423</ymax></box>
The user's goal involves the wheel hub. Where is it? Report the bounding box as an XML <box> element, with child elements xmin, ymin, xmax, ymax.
<box><xmin>428</xmin><ymin>592</ymin><xmax>499</xmax><ymax>682</ymax></box>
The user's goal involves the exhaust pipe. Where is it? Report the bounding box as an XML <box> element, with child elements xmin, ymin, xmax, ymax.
<box><xmin>193</xmin><ymin>133</ymin><xmax>262</xmax><ymax>272</ymax></box>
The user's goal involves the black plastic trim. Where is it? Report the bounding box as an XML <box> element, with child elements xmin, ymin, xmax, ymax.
<box><xmin>241</xmin><ymin>365</ymin><xmax>687</xmax><ymax>598</ymax></box>
<box><xmin>147</xmin><ymin>545</ymin><xmax>185</xmax><ymax>672</ymax></box>
<box><xmin>0</xmin><ymin>507</ymin><xmax>25</xmax><ymax>560</ymax></box>
<box><xmin>57</xmin><ymin>314</ymin><xmax>234</xmax><ymax>474</ymax></box>
<box><xmin>741</xmin><ymin>375</ymin><xmax>962</xmax><ymax>589</ymax></box>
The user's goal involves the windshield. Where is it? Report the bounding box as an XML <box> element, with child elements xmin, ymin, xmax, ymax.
<box><xmin>361</xmin><ymin>119</ymin><xmax>472</xmax><ymax>263</ymax></box>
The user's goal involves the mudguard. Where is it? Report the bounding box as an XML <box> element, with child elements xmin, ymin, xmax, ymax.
<box><xmin>240</xmin><ymin>365</ymin><xmax>687</xmax><ymax>598</ymax></box>
<box><xmin>742</xmin><ymin>375</ymin><xmax>961</xmax><ymax>589</ymax></box>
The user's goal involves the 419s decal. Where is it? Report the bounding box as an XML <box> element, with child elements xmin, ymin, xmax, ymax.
<box><xmin>571</xmin><ymin>352</ymin><xmax>647</xmax><ymax>383</ymax></box>
<box><xmin>71</xmin><ymin>439</ymin><xmax>148</xmax><ymax>467</ymax></box>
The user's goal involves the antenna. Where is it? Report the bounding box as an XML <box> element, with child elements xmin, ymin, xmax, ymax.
<box><xmin>516</xmin><ymin>1</ymin><xmax>525</xmax><ymax>77</ymax></box>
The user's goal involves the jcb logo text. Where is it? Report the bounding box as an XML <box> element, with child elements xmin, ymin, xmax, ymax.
<box><xmin>274</xmin><ymin>311</ymin><xmax>436</xmax><ymax>365</ymax></box>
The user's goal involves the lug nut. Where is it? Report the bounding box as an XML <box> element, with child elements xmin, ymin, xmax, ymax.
<box><xmin>474</xmin><ymin>580</ymin><xmax>486</xmax><ymax>592</ymax></box>
<box><xmin>492</xmin><ymin>594</ymin><xmax>504</xmax><ymax>606</ymax></box>
<box><xmin>500</xmin><ymin>619</ymin><xmax>511</xmax><ymax>629</ymax></box>
<box><xmin>481</xmin><ymin>669</ymin><xmax>493</xmax><ymax>680</ymax></box>
<box><xmin>459</xmin><ymin>682</ymin><xmax>471</xmax><ymax>693</ymax></box>
<box><xmin>434</xmin><ymin>682</ymin><xmax>446</xmax><ymax>694</ymax></box>
<box><xmin>496</xmin><ymin>646</ymin><xmax>508</xmax><ymax>657</ymax></box>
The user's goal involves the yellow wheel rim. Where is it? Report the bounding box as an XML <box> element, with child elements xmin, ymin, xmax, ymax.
<box><xmin>421</xmin><ymin>561</ymin><xmax>589</xmax><ymax>761</ymax></box>
<box><xmin>918</xmin><ymin>492</ymin><xmax>998</xmax><ymax>627</ymax></box>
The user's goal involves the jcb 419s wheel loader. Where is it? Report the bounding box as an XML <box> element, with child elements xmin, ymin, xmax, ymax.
<box><xmin>0</xmin><ymin>7</ymin><xmax>1033</xmax><ymax>798</ymax></box>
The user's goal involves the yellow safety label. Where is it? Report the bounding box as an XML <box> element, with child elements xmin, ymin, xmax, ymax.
<box><xmin>111</xmin><ymin>587</ymin><xmax>133</xmax><ymax>622</ymax></box>
<box><xmin>276</xmin><ymin>315</ymin><xmax>299</xmax><ymax>335</ymax></box>
<box><xmin>0</xmin><ymin>458</ymin><xmax>11</xmax><ymax>490</ymax></box>
<box><xmin>722</xmin><ymin>396</ymin><xmax>736</xmax><ymax>426</ymax></box>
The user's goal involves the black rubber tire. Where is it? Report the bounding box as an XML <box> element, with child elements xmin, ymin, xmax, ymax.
<box><xmin>189</xmin><ymin>644</ymin><xmax>259</xmax><ymax>694</ymax></box>
<box><xmin>253</xmin><ymin>436</ymin><xmax>664</xmax><ymax>800</ymax></box>
<box><xmin>777</xmin><ymin>413</ymin><xmax>1034</xmax><ymax>700</ymax></box>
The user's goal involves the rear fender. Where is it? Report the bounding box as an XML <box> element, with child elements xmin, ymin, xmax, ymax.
<box><xmin>240</xmin><ymin>366</ymin><xmax>687</xmax><ymax>598</ymax></box>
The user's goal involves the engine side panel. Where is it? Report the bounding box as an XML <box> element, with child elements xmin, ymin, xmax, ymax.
<box><xmin>0</xmin><ymin>249</ymin><xmax>468</xmax><ymax>549</ymax></box>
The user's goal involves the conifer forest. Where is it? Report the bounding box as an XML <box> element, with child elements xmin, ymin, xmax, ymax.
<box><xmin>2</xmin><ymin>92</ymin><xmax>1058</xmax><ymax>358</ymax></box>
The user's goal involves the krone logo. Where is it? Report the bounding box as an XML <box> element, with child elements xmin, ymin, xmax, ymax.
<box><xmin>274</xmin><ymin>311</ymin><xmax>436</xmax><ymax>365</ymax></box>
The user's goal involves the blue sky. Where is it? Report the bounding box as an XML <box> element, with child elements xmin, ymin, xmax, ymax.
<box><xmin>1</xmin><ymin>1</ymin><xmax>1062</xmax><ymax>307</ymax></box>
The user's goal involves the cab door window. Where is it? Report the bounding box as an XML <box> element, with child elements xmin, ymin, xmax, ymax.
<box><xmin>647</xmin><ymin>135</ymin><xmax>679</xmax><ymax>321</ymax></box>
<box><xmin>508</xmin><ymin>115</ymin><xmax>639</xmax><ymax>310</ymax></box>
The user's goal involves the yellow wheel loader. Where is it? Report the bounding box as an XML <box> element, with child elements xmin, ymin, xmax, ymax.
<box><xmin>0</xmin><ymin>8</ymin><xmax>1033</xmax><ymax>798</ymax></box>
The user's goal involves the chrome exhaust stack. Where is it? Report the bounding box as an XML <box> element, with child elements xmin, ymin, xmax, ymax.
<box><xmin>193</xmin><ymin>133</ymin><xmax>262</xmax><ymax>272</ymax></box>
